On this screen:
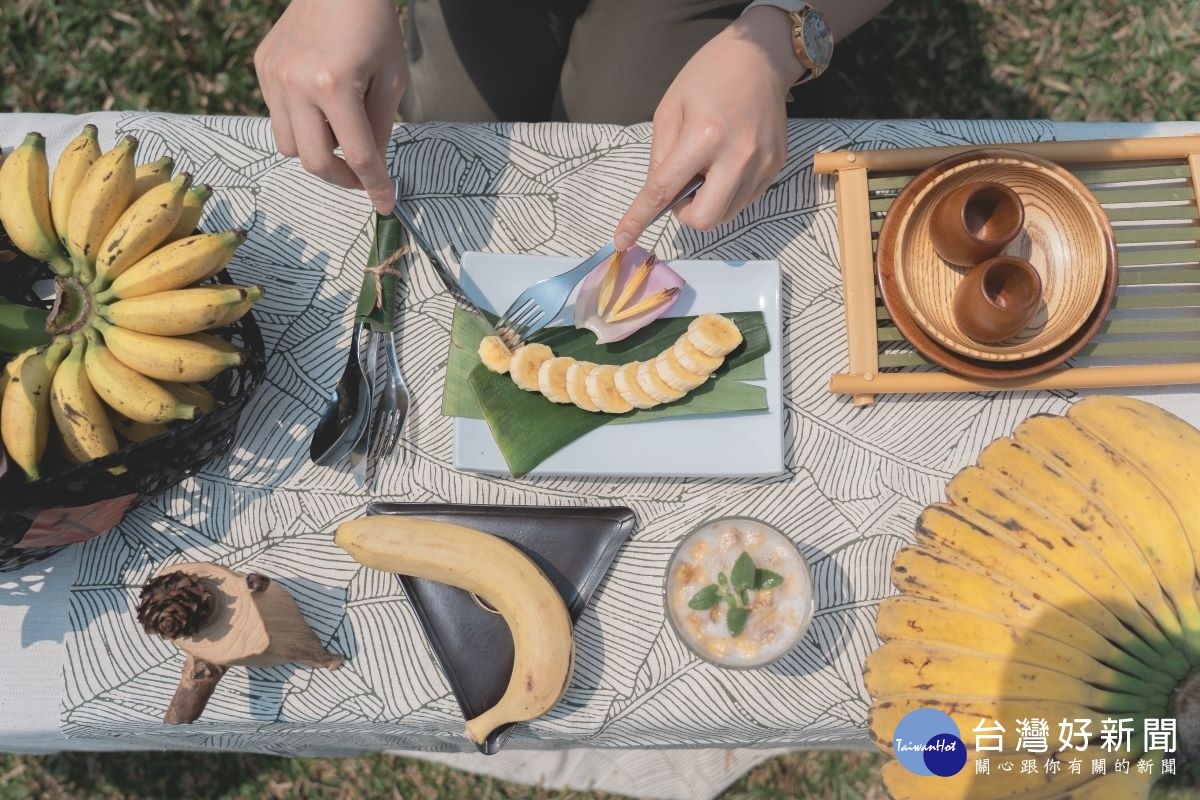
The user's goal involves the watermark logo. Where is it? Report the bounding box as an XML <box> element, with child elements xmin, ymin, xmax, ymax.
<box><xmin>893</xmin><ymin>708</ymin><xmax>967</xmax><ymax>777</ymax></box>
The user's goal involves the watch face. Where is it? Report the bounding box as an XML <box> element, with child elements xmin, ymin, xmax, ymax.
<box><xmin>802</xmin><ymin>11</ymin><xmax>833</xmax><ymax>68</ymax></box>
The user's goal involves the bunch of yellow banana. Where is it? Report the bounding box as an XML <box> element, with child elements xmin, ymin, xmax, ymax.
<box><xmin>0</xmin><ymin>128</ymin><xmax>261</xmax><ymax>480</ymax></box>
<box><xmin>869</xmin><ymin>396</ymin><xmax>1200</xmax><ymax>800</ymax></box>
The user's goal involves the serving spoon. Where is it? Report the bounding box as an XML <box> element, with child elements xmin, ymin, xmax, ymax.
<box><xmin>309</xmin><ymin>320</ymin><xmax>374</xmax><ymax>466</ymax></box>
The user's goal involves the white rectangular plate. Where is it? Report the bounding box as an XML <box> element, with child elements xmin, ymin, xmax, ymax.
<box><xmin>453</xmin><ymin>252</ymin><xmax>784</xmax><ymax>478</ymax></box>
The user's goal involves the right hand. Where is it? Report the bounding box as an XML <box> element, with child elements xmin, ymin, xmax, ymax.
<box><xmin>254</xmin><ymin>0</ymin><xmax>406</xmax><ymax>212</ymax></box>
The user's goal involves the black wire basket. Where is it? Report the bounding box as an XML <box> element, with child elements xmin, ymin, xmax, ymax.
<box><xmin>0</xmin><ymin>226</ymin><xmax>266</xmax><ymax>572</ymax></box>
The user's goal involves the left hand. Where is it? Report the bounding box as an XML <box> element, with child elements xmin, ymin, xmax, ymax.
<box><xmin>614</xmin><ymin>8</ymin><xmax>803</xmax><ymax>250</ymax></box>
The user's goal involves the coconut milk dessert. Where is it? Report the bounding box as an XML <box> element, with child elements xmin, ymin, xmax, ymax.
<box><xmin>665</xmin><ymin>517</ymin><xmax>812</xmax><ymax>668</ymax></box>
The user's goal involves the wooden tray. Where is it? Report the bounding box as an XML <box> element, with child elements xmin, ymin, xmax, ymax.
<box><xmin>817</xmin><ymin>135</ymin><xmax>1200</xmax><ymax>404</ymax></box>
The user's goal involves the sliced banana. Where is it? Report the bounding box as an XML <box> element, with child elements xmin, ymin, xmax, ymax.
<box><xmin>655</xmin><ymin>349</ymin><xmax>709</xmax><ymax>392</ymax></box>
<box><xmin>482</xmin><ymin>315</ymin><xmax>744</xmax><ymax>413</ymax></box>
<box><xmin>637</xmin><ymin>360</ymin><xmax>685</xmax><ymax>404</ymax></box>
<box><xmin>566</xmin><ymin>361</ymin><xmax>601</xmax><ymax>412</ymax></box>
<box><xmin>586</xmin><ymin>364</ymin><xmax>633</xmax><ymax>414</ymax></box>
<box><xmin>614</xmin><ymin>362</ymin><xmax>658</xmax><ymax>409</ymax></box>
<box><xmin>687</xmin><ymin>313</ymin><xmax>742</xmax><ymax>357</ymax></box>
<box><xmin>674</xmin><ymin>336</ymin><xmax>724</xmax><ymax>375</ymax></box>
<box><xmin>509</xmin><ymin>343</ymin><xmax>554</xmax><ymax>391</ymax></box>
<box><xmin>538</xmin><ymin>356</ymin><xmax>575</xmax><ymax>404</ymax></box>
<box><xmin>478</xmin><ymin>336</ymin><xmax>513</xmax><ymax>374</ymax></box>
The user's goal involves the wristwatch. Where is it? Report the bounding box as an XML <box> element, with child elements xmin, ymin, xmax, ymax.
<box><xmin>742</xmin><ymin>0</ymin><xmax>834</xmax><ymax>85</ymax></box>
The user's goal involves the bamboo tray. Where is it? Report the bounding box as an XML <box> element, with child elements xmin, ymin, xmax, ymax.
<box><xmin>818</xmin><ymin>135</ymin><xmax>1200</xmax><ymax>405</ymax></box>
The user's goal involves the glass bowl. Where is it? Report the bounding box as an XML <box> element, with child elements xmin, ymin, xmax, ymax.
<box><xmin>663</xmin><ymin>516</ymin><xmax>814</xmax><ymax>669</ymax></box>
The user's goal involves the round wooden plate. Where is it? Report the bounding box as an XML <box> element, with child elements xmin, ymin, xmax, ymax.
<box><xmin>878</xmin><ymin>149</ymin><xmax>1117</xmax><ymax>368</ymax></box>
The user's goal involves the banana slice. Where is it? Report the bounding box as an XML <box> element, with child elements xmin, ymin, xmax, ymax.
<box><xmin>673</xmin><ymin>336</ymin><xmax>724</xmax><ymax>375</ymax></box>
<box><xmin>566</xmin><ymin>361</ymin><xmax>601</xmax><ymax>412</ymax></box>
<box><xmin>509</xmin><ymin>343</ymin><xmax>553</xmax><ymax>391</ymax></box>
<box><xmin>637</xmin><ymin>360</ymin><xmax>685</xmax><ymax>404</ymax></box>
<box><xmin>538</xmin><ymin>356</ymin><xmax>575</xmax><ymax>404</ymax></box>
<box><xmin>585</xmin><ymin>364</ymin><xmax>633</xmax><ymax>414</ymax></box>
<box><xmin>614</xmin><ymin>362</ymin><xmax>658</xmax><ymax>409</ymax></box>
<box><xmin>478</xmin><ymin>336</ymin><xmax>513</xmax><ymax>374</ymax></box>
<box><xmin>687</xmin><ymin>313</ymin><xmax>742</xmax><ymax>357</ymax></box>
<box><xmin>655</xmin><ymin>349</ymin><xmax>709</xmax><ymax>392</ymax></box>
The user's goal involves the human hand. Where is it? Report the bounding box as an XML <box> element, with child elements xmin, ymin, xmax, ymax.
<box><xmin>254</xmin><ymin>0</ymin><xmax>406</xmax><ymax>212</ymax></box>
<box><xmin>614</xmin><ymin>8</ymin><xmax>803</xmax><ymax>250</ymax></box>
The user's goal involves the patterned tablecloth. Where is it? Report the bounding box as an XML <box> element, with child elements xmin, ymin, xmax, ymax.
<box><xmin>2</xmin><ymin>112</ymin><xmax>1199</xmax><ymax>800</ymax></box>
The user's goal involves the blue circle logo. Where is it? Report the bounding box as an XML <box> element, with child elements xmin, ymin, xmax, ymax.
<box><xmin>893</xmin><ymin>708</ymin><xmax>967</xmax><ymax>776</ymax></box>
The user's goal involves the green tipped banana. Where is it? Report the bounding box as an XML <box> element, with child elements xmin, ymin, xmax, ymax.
<box><xmin>92</xmin><ymin>317</ymin><xmax>245</xmax><ymax>383</ymax></box>
<box><xmin>168</xmin><ymin>183</ymin><xmax>211</xmax><ymax>241</ymax></box>
<box><xmin>93</xmin><ymin>172</ymin><xmax>191</xmax><ymax>287</ymax></box>
<box><xmin>131</xmin><ymin>156</ymin><xmax>174</xmax><ymax>199</ymax></box>
<box><xmin>95</xmin><ymin>229</ymin><xmax>246</xmax><ymax>302</ymax></box>
<box><xmin>100</xmin><ymin>284</ymin><xmax>260</xmax><ymax>336</ymax></box>
<box><xmin>0</xmin><ymin>299</ymin><xmax>50</xmax><ymax>354</ymax></box>
<box><xmin>0</xmin><ymin>133</ymin><xmax>72</xmax><ymax>274</ymax></box>
<box><xmin>65</xmin><ymin>135</ymin><xmax>137</xmax><ymax>283</ymax></box>
<box><xmin>1</xmin><ymin>337</ymin><xmax>71</xmax><ymax>480</ymax></box>
<box><xmin>50</xmin><ymin>125</ymin><xmax>101</xmax><ymax>250</ymax></box>
<box><xmin>163</xmin><ymin>381</ymin><xmax>218</xmax><ymax>414</ymax></box>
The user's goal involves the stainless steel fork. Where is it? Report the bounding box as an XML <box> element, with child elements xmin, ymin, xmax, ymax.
<box><xmin>370</xmin><ymin>322</ymin><xmax>411</xmax><ymax>462</ymax></box>
<box><xmin>496</xmin><ymin>175</ymin><xmax>704</xmax><ymax>345</ymax></box>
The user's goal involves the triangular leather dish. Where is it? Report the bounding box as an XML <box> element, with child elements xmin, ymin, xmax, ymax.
<box><xmin>366</xmin><ymin>502</ymin><xmax>636</xmax><ymax>754</ymax></box>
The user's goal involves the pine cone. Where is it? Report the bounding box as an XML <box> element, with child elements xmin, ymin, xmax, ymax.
<box><xmin>136</xmin><ymin>572</ymin><xmax>215</xmax><ymax>639</ymax></box>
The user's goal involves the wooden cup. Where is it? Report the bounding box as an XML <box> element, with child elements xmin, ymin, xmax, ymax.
<box><xmin>929</xmin><ymin>181</ymin><xmax>1025</xmax><ymax>266</ymax></box>
<box><xmin>952</xmin><ymin>255</ymin><xmax>1043</xmax><ymax>344</ymax></box>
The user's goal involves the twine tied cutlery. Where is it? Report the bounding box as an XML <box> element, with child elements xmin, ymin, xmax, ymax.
<box><xmin>309</xmin><ymin>213</ymin><xmax>411</xmax><ymax>488</ymax></box>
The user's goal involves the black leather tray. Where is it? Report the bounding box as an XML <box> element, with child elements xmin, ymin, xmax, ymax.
<box><xmin>366</xmin><ymin>502</ymin><xmax>636</xmax><ymax>753</ymax></box>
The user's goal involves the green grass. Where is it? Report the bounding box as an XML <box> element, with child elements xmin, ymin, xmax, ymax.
<box><xmin>2</xmin><ymin>1</ymin><xmax>1198</xmax><ymax>798</ymax></box>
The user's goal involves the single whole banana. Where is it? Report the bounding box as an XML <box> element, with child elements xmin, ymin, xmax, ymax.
<box><xmin>131</xmin><ymin>156</ymin><xmax>174</xmax><ymax>199</ymax></box>
<box><xmin>93</xmin><ymin>172</ymin><xmax>191</xmax><ymax>286</ymax></box>
<box><xmin>100</xmin><ymin>284</ymin><xmax>262</xmax><ymax>336</ymax></box>
<box><xmin>50</xmin><ymin>125</ymin><xmax>101</xmax><ymax>249</ymax></box>
<box><xmin>92</xmin><ymin>317</ymin><xmax>245</xmax><ymax>382</ymax></box>
<box><xmin>335</xmin><ymin>517</ymin><xmax>575</xmax><ymax>745</ymax></box>
<box><xmin>65</xmin><ymin>135</ymin><xmax>138</xmax><ymax>282</ymax></box>
<box><xmin>94</xmin><ymin>230</ymin><xmax>247</xmax><ymax>302</ymax></box>
<box><xmin>0</xmin><ymin>132</ymin><xmax>72</xmax><ymax>274</ymax></box>
<box><xmin>163</xmin><ymin>381</ymin><xmax>218</xmax><ymax>414</ymax></box>
<box><xmin>50</xmin><ymin>333</ymin><xmax>120</xmax><ymax>466</ymax></box>
<box><xmin>1</xmin><ymin>337</ymin><xmax>71</xmax><ymax>480</ymax></box>
<box><xmin>82</xmin><ymin>328</ymin><xmax>196</xmax><ymax>424</ymax></box>
<box><xmin>168</xmin><ymin>183</ymin><xmax>211</xmax><ymax>241</ymax></box>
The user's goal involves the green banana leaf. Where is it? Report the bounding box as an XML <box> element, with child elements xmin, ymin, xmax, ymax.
<box><xmin>444</xmin><ymin>309</ymin><xmax>771</xmax><ymax>477</ymax></box>
<box><xmin>0</xmin><ymin>298</ymin><xmax>50</xmax><ymax>355</ymax></box>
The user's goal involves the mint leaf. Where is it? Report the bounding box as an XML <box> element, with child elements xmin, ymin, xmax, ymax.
<box><xmin>717</xmin><ymin>572</ymin><xmax>728</xmax><ymax>586</ymax></box>
<box><xmin>731</xmin><ymin>551</ymin><xmax>756</xmax><ymax>590</ymax></box>
<box><xmin>688</xmin><ymin>584</ymin><xmax>721</xmax><ymax>610</ymax></box>
<box><xmin>727</xmin><ymin>607</ymin><xmax>750</xmax><ymax>637</ymax></box>
<box><xmin>755</xmin><ymin>569</ymin><xmax>784</xmax><ymax>590</ymax></box>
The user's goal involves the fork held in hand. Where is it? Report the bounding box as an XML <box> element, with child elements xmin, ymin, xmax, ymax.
<box><xmin>496</xmin><ymin>175</ymin><xmax>705</xmax><ymax>346</ymax></box>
